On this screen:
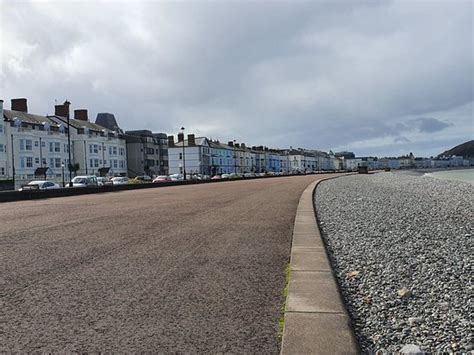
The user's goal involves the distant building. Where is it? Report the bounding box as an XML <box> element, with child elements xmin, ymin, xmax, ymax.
<box><xmin>125</xmin><ymin>130</ymin><xmax>168</xmax><ymax>177</ymax></box>
<box><xmin>168</xmin><ymin>134</ymin><xmax>211</xmax><ymax>176</ymax></box>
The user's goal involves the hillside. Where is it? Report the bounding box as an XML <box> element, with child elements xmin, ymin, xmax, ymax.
<box><xmin>438</xmin><ymin>140</ymin><xmax>474</xmax><ymax>158</ymax></box>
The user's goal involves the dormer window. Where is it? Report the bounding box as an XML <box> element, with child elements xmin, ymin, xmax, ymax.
<box><xmin>13</xmin><ymin>117</ymin><xmax>22</xmax><ymax>127</ymax></box>
<box><xmin>43</xmin><ymin>122</ymin><xmax>50</xmax><ymax>131</ymax></box>
<box><xmin>59</xmin><ymin>124</ymin><xmax>65</xmax><ymax>133</ymax></box>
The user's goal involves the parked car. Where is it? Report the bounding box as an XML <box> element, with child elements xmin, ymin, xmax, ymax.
<box><xmin>153</xmin><ymin>175</ymin><xmax>171</xmax><ymax>183</ymax></box>
<box><xmin>211</xmin><ymin>175</ymin><xmax>222</xmax><ymax>180</ymax></box>
<box><xmin>169</xmin><ymin>174</ymin><xmax>183</xmax><ymax>181</ymax></box>
<box><xmin>19</xmin><ymin>180</ymin><xmax>60</xmax><ymax>191</ymax></box>
<box><xmin>69</xmin><ymin>176</ymin><xmax>98</xmax><ymax>188</ymax></box>
<box><xmin>96</xmin><ymin>177</ymin><xmax>113</xmax><ymax>186</ymax></box>
<box><xmin>243</xmin><ymin>172</ymin><xmax>256</xmax><ymax>178</ymax></box>
<box><xmin>111</xmin><ymin>177</ymin><xmax>129</xmax><ymax>185</ymax></box>
<box><xmin>221</xmin><ymin>174</ymin><xmax>230</xmax><ymax>179</ymax></box>
<box><xmin>134</xmin><ymin>175</ymin><xmax>152</xmax><ymax>182</ymax></box>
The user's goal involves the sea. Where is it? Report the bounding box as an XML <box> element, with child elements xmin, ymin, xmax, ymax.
<box><xmin>424</xmin><ymin>168</ymin><xmax>474</xmax><ymax>184</ymax></box>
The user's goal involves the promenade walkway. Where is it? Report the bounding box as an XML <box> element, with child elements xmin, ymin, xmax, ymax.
<box><xmin>1</xmin><ymin>175</ymin><xmax>337</xmax><ymax>352</ymax></box>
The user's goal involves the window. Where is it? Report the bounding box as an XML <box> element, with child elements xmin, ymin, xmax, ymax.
<box><xmin>104</xmin><ymin>159</ymin><xmax>107</xmax><ymax>165</ymax></box>
<box><xmin>113</xmin><ymin>160</ymin><xmax>118</xmax><ymax>168</ymax></box>
<box><xmin>42</xmin><ymin>158</ymin><xmax>47</xmax><ymax>166</ymax></box>
<box><xmin>93</xmin><ymin>145</ymin><xmax>98</xmax><ymax>154</ymax></box>
<box><xmin>55</xmin><ymin>158</ymin><xmax>61</xmax><ymax>168</ymax></box>
<box><xmin>26</xmin><ymin>157</ymin><xmax>33</xmax><ymax>168</ymax></box>
<box><xmin>89</xmin><ymin>144</ymin><xmax>93</xmax><ymax>154</ymax></box>
<box><xmin>109</xmin><ymin>146</ymin><xmax>112</xmax><ymax>155</ymax></box>
<box><xmin>0</xmin><ymin>144</ymin><xmax>3</xmax><ymax>153</ymax></box>
<box><xmin>34</xmin><ymin>141</ymin><xmax>39</xmax><ymax>147</ymax></box>
<box><xmin>41</xmin><ymin>141</ymin><xmax>45</xmax><ymax>148</ymax></box>
<box><xmin>20</xmin><ymin>157</ymin><xmax>25</xmax><ymax>168</ymax></box>
<box><xmin>35</xmin><ymin>157</ymin><xmax>40</xmax><ymax>165</ymax></box>
<box><xmin>119</xmin><ymin>160</ymin><xmax>124</xmax><ymax>168</ymax></box>
<box><xmin>94</xmin><ymin>159</ymin><xmax>99</xmax><ymax>168</ymax></box>
<box><xmin>50</xmin><ymin>158</ymin><xmax>54</xmax><ymax>168</ymax></box>
<box><xmin>179</xmin><ymin>153</ymin><xmax>182</xmax><ymax>160</ymax></box>
<box><xmin>90</xmin><ymin>159</ymin><xmax>93</xmax><ymax>168</ymax></box>
<box><xmin>49</xmin><ymin>142</ymin><xmax>54</xmax><ymax>152</ymax></box>
<box><xmin>0</xmin><ymin>125</ymin><xmax>3</xmax><ymax>133</ymax></box>
<box><xmin>113</xmin><ymin>146</ymin><xmax>117</xmax><ymax>155</ymax></box>
<box><xmin>54</xmin><ymin>142</ymin><xmax>60</xmax><ymax>152</ymax></box>
<box><xmin>119</xmin><ymin>147</ymin><xmax>125</xmax><ymax>156</ymax></box>
<box><xmin>0</xmin><ymin>167</ymin><xmax>4</xmax><ymax>175</ymax></box>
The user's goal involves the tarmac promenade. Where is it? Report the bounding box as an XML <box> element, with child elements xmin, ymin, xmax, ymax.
<box><xmin>1</xmin><ymin>174</ymin><xmax>344</xmax><ymax>353</ymax></box>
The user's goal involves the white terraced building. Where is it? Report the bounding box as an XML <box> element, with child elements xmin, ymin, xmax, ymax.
<box><xmin>49</xmin><ymin>102</ymin><xmax>127</xmax><ymax>177</ymax></box>
<box><xmin>1</xmin><ymin>98</ymin><xmax>71</xmax><ymax>188</ymax></box>
<box><xmin>168</xmin><ymin>134</ymin><xmax>211</xmax><ymax>176</ymax></box>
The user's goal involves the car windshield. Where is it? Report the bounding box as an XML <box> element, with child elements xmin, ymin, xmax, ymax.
<box><xmin>72</xmin><ymin>178</ymin><xmax>87</xmax><ymax>184</ymax></box>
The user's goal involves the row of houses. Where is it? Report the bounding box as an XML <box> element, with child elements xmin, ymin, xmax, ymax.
<box><xmin>1</xmin><ymin>97</ymin><xmax>471</xmax><ymax>188</ymax></box>
<box><xmin>0</xmin><ymin>98</ymin><xmax>170</xmax><ymax>187</ymax></box>
<box><xmin>166</xmin><ymin>135</ymin><xmax>339</xmax><ymax>176</ymax></box>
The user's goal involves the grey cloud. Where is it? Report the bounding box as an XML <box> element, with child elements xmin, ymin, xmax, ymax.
<box><xmin>413</xmin><ymin>117</ymin><xmax>453</xmax><ymax>133</ymax></box>
<box><xmin>1</xmin><ymin>0</ymin><xmax>472</xmax><ymax>157</ymax></box>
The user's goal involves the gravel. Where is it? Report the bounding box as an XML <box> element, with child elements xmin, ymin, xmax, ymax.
<box><xmin>314</xmin><ymin>172</ymin><xmax>473</xmax><ymax>353</ymax></box>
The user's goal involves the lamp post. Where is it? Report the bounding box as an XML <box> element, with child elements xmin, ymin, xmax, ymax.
<box><xmin>233</xmin><ymin>139</ymin><xmax>236</xmax><ymax>174</ymax></box>
<box><xmin>11</xmin><ymin>134</ymin><xmax>15</xmax><ymax>189</ymax></box>
<box><xmin>61</xmin><ymin>162</ymin><xmax>65</xmax><ymax>187</ymax></box>
<box><xmin>65</xmin><ymin>100</ymin><xmax>72</xmax><ymax>187</ymax></box>
<box><xmin>288</xmin><ymin>146</ymin><xmax>292</xmax><ymax>174</ymax></box>
<box><xmin>181</xmin><ymin>127</ymin><xmax>186</xmax><ymax>180</ymax></box>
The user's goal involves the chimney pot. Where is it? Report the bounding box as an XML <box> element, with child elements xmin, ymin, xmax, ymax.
<box><xmin>74</xmin><ymin>109</ymin><xmax>88</xmax><ymax>121</ymax></box>
<box><xmin>177</xmin><ymin>133</ymin><xmax>184</xmax><ymax>142</ymax></box>
<box><xmin>228</xmin><ymin>141</ymin><xmax>234</xmax><ymax>147</ymax></box>
<box><xmin>235</xmin><ymin>143</ymin><xmax>240</xmax><ymax>149</ymax></box>
<box><xmin>11</xmin><ymin>98</ymin><xmax>28</xmax><ymax>112</ymax></box>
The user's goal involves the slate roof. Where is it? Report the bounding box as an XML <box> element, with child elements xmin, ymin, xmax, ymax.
<box><xmin>3</xmin><ymin>109</ymin><xmax>61</xmax><ymax>127</ymax></box>
<box><xmin>173</xmin><ymin>137</ymin><xmax>208</xmax><ymax>147</ymax></box>
<box><xmin>49</xmin><ymin>115</ymin><xmax>107</xmax><ymax>132</ymax></box>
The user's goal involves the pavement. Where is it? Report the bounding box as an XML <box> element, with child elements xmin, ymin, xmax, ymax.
<box><xmin>0</xmin><ymin>174</ymin><xmax>335</xmax><ymax>353</ymax></box>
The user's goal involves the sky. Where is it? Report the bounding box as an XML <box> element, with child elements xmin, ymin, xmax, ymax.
<box><xmin>1</xmin><ymin>0</ymin><xmax>472</xmax><ymax>157</ymax></box>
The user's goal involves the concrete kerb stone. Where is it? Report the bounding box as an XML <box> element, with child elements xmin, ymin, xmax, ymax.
<box><xmin>280</xmin><ymin>175</ymin><xmax>358</xmax><ymax>355</ymax></box>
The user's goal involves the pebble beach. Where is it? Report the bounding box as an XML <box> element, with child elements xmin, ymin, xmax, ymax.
<box><xmin>314</xmin><ymin>172</ymin><xmax>473</xmax><ymax>353</ymax></box>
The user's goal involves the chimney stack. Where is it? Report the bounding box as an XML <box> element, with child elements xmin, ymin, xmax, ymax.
<box><xmin>0</xmin><ymin>99</ymin><xmax>3</xmax><ymax>119</ymax></box>
<box><xmin>235</xmin><ymin>143</ymin><xmax>240</xmax><ymax>149</ymax></box>
<box><xmin>74</xmin><ymin>109</ymin><xmax>88</xmax><ymax>121</ymax></box>
<box><xmin>54</xmin><ymin>100</ymin><xmax>71</xmax><ymax>118</ymax></box>
<box><xmin>188</xmin><ymin>134</ymin><xmax>195</xmax><ymax>146</ymax></box>
<box><xmin>177</xmin><ymin>132</ymin><xmax>184</xmax><ymax>142</ymax></box>
<box><xmin>168</xmin><ymin>135</ymin><xmax>175</xmax><ymax>147</ymax></box>
<box><xmin>241</xmin><ymin>143</ymin><xmax>246</xmax><ymax>149</ymax></box>
<box><xmin>11</xmin><ymin>98</ymin><xmax>28</xmax><ymax>112</ymax></box>
<box><xmin>228</xmin><ymin>141</ymin><xmax>234</xmax><ymax>147</ymax></box>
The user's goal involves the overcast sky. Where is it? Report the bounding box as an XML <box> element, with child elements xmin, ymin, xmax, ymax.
<box><xmin>1</xmin><ymin>0</ymin><xmax>472</xmax><ymax>157</ymax></box>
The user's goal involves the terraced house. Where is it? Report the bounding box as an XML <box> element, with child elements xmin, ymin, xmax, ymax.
<box><xmin>49</xmin><ymin>101</ymin><xmax>128</xmax><ymax>177</ymax></box>
<box><xmin>2</xmin><ymin>98</ymin><xmax>70</xmax><ymax>187</ymax></box>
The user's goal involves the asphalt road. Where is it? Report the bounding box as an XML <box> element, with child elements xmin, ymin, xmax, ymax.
<box><xmin>0</xmin><ymin>175</ymin><xmax>332</xmax><ymax>352</ymax></box>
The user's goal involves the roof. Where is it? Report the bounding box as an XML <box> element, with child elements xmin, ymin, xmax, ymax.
<box><xmin>173</xmin><ymin>137</ymin><xmax>208</xmax><ymax>147</ymax></box>
<box><xmin>3</xmin><ymin>109</ymin><xmax>61</xmax><ymax>127</ymax></box>
<box><xmin>49</xmin><ymin>115</ymin><xmax>108</xmax><ymax>132</ymax></box>
<box><xmin>95</xmin><ymin>113</ymin><xmax>121</xmax><ymax>132</ymax></box>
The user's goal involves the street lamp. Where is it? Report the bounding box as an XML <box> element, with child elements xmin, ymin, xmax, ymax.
<box><xmin>181</xmin><ymin>127</ymin><xmax>186</xmax><ymax>180</ymax></box>
<box><xmin>288</xmin><ymin>145</ymin><xmax>292</xmax><ymax>174</ymax></box>
<box><xmin>233</xmin><ymin>139</ymin><xmax>236</xmax><ymax>174</ymax></box>
<box><xmin>65</xmin><ymin>100</ymin><xmax>73</xmax><ymax>187</ymax></box>
<box><xmin>61</xmin><ymin>162</ymin><xmax>65</xmax><ymax>187</ymax></box>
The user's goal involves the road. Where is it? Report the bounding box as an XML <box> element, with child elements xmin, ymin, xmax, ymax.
<box><xmin>0</xmin><ymin>175</ymin><xmax>332</xmax><ymax>352</ymax></box>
